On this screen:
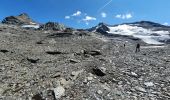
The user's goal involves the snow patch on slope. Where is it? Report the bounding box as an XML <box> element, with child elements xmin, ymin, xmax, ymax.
<box><xmin>22</xmin><ymin>25</ymin><xmax>40</xmax><ymax>29</ymax></box>
<box><xmin>107</xmin><ymin>24</ymin><xmax>170</xmax><ymax>44</ymax></box>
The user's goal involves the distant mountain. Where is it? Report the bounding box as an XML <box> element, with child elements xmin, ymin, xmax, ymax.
<box><xmin>1</xmin><ymin>13</ymin><xmax>69</xmax><ymax>31</ymax></box>
<box><xmin>126</xmin><ymin>21</ymin><xmax>170</xmax><ymax>31</ymax></box>
<box><xmin>88</xmin><ymin>21</ymin><xmax>170</xmax><ymax>44</ymax></box>
<box><xmin>2</xmin><ymin>13</ymin><xmax>37</xmax><ymax>26</ymax></box>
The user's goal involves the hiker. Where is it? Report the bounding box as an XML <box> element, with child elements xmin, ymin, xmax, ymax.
<box><xmin>123</xmin><ymin>44</ymin><xmax>126</xmax><ymax>48</ymax></box>
<box><xmin>136</xmin><ymin>43</ymin><xmax>140</xmax><ymax>53</ymax></box>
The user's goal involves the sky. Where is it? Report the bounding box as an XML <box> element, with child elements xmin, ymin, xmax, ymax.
<box><xmin>0</xmin><ymin>0</ymin><xmax>170</xmax><ymax>28</ymax></box>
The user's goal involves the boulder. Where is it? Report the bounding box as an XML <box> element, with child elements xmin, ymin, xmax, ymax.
<box><xmin>53</xmin><ymin>86</ymin><xmax>65</xmax><ymax>99</ymax></box>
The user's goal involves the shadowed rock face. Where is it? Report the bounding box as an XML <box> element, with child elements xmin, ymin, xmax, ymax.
<box><xmin>39</xmin><ymin>22</ymin><xmax>66</xmax><ymax>31</ymax></box>
<box><xmin>88</xmin><ymin>22</ymin><xmax>110</xmax><ymax>32</ymax></box>
<box><xmin>2</xmin><ymin>13</ymin><xmax>36</xmax><ymax>25</ymax></box>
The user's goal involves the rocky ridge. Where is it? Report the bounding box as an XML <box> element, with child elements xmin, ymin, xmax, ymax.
<box><xmin>2</xmin><ymin>13</ymin><xmax>37</xmax><ymax>26</ymax></box>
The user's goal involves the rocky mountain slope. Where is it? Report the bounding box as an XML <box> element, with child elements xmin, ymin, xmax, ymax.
<box><xmin>0</xmin><ymin>14</ymin><xmax>170</xmax><ymax>100</ymax></box>
<box><xmin>2</xmin><ymin>13</ymin><xmax>37</xmax><ymax>26</ymax></box>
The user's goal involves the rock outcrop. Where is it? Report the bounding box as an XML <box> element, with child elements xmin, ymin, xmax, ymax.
<box><xmin>39</xmin><ymin>22</ymin><xmax>66</xmax><ymax>31</ymax></box>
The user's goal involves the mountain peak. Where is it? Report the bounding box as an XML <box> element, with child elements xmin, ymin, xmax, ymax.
<box><xmin>98</xmin><ymin>22</ymin><xmax>107</xmax><ymax>26</ymax></box>
<box><xmin>2</xmin><ymin>13</ymin><xmax>37</xmax><ymax>25</ymax></box>
<box><xmin>18</xmin><ymin>13</ymin><xmax>30</xmax><ymax>18</ymax></box>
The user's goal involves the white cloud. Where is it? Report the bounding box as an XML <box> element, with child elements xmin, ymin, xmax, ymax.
<box><xmin>126</xmin><ymin>14</ymin><xmax>132</xmax><ymax>19</ymax></box>
<box><xmin>65</xmin><ymin>16</ymin><xmax>70</xmax><ymax>19</ymax></box>
<box><xmin>101</xmin><ymin>12</ymin><xmax>107</xmax><ymax>18</ymax></box>
<box><xmin>115</xmin><ymin>14</ymin><xmax>121</xmax><ymax>18</ymax></box>
<box><xmin>72</xmin><ymin>11</ymin><xmax>82</xmax><ymax>16</ymax></box>
<box><xmin>115</xmin><ymin>13</ymin><xmax>133</xmax><ymax>19</ymax></box>
<box><xmin>83</xmin><ymin>16</ymin><xmax>96</xmax><ymax>21</ymax></box>
<box><xmin>82</xmin><ymin>16</ymin><xmax>97</xmax><ymax>25</ymax></box>
<box><xmin>64</xmin><ymin>11</ymin><xmax>97</xmax><ymax>25</ymax></box>
<box><xmin>163</xmin><ymin>22</ymin><xmax>169</xmax><ymax>26</ymax></box>
<box><xmin>85</xmin><ymin>22</ymin><xmax>89</xmax><ymax>25</ymax></box>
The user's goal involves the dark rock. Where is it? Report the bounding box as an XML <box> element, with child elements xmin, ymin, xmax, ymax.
<box><xmin>74</xmin><ymin>31</ymin><xmax>89</xmax><ymax>36</ymax></box>
<box><xmin>64</xmin><ymin>28</ymin><xmax>74</xmax><ymax>33</ymax></box>
<box><xmin>47</xmin><ymin>90</ymin><xmax>56</xmax><ymax>100</ymax></box>
<box><xmin>85</xmin><ymin>50</ymin><xmax>102</xmax><ymax>56</ymax></box>
<box><xmin>46</xmin><ymin>51</ymin><xmax>63</xmax><ymax>55</ymax></box>
<box><xmin>0</xmin><ymin>50</ymin><xmax>9</xmax><ymax>53</ymax></box>
<box><xmin>92</xmin><ymin>68</ymin><xmax>106</xmax><ymax>76</ymax></box>
<box><xmin>36</xmin><ymin>41</ymin><xmax>43</xmax><ymax>44</ymax></box>
<box><xmin>69</xmin><ymin>59</ymin><xmax>78</xmax><ymax>64</ymax></box>
<box><xmin>32</xmin><ymin>93</ymin><xmax>44</xmax><ymax>100</ymax></box>
<box><xmin>27</xmin><ymin>58</ymin><xmax>39</xmax><ymax>63</ymax></box>
<box><xmin>39</xmin><ymin>22</ymin><xmax>66</xmax><ymax>31</ymax></box>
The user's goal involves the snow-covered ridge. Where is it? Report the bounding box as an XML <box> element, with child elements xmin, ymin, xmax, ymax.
<box><xmin>107</xmin><ymin>24</ymin><xmax>170</xmax><ymax>44</ymax></box>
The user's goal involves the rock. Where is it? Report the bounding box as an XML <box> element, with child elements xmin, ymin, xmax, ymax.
<box><xmin>87</xmin><ymin>77</ymin><xmax>93</xmax><ymax>81</ymax></box>
<box><xmin>48</xmin><ymin>39</ymin><xmax>57</xmax><ymax>44</ymax></box>
<box><xmin>32</xmin><ymin>93</ymin><xmax>44</xmax><ymax>100</ymax></box>
<box><xmin>46</xmin><ymin>51</ymin><xmax>63</xmax><ymax>55</ymax></box>
<box><xmin>131</xmin><ymin>72</ymin><xmax>138</xmax><ymax>77</ymax></box>
<box><xmin>0</xmin><ymin>87</ymin><xmax>4</xmax><ymax>96</ymax></box>
<box><xmin>53</xmin><ymin>86</ymin><xmax>65</xmax><ymax>99</ymax></box>
<box><xmin>135</xmin><ymin>86</ymin><xmax>147</xmax><ymax>93</ymax></box>
<box><xmin>0</xmin><ymin>50</ymin><xmax>9</xmax><ymax>53</ymax></box>
<box><xmin>85</xmin><ymin>50</ymin><xmax>102</xmax><ymax>56</ymax></box>
<box><xmin>144</xmin><ymin>82</ymin><xmax>154</xmax><ymax>87</ymax></box>
<box><xmin>92</xmin><ymin>68</ymin><xmax>106</xmax><ymax>76</ymax></box>
<box><xmin>46</xmin><ymin>90</ymin><xmax>55</xmax><ymax>100</ymax></box>
<box><xmin>59</xmin><ymin>78</ymin><xmax>70</xmax><ymax>87</ymax></box>
<box><xmin>51</xmin><ymin>71</ymin><xmax>61</xmax><ymax>78</ymax></box>
<box><xmin>64</xmin><ymin>28</ymin><xmax>74</xmax><ymax>33</ymax></box>
<box><xmin>69</xmin><ymin>59</ymin><xmax>79</xmax><ymax>64</ymax></box>
<box><xmin>101</xmin><ymin>84</ymin><xmax>111</xmax><ymax>91</ymax></box>
<box><xmin>97</xmin><ymin>90</ymin><xmax>103</xmax><ymax>95</ymax></box>
<box><xmin>27</xmin><ymin>57</ymin><xmax>39</xmax><ymax>63</ymax></box>
<box><xmin>100</xmin><ymin>67</ymin><xmax>106</xmax><ymax>73</ymax></box>
<box><xmin>83</xmin><ymin>79</ymin><xmax>88</xmax><ymax>84</ymax></box>
<box><xmin>80</xmin><ymin>50</ymin><xmax>85</xmax><ymax>54</ymax></box>
<box><xmin>71</xmin><ymin>69</ymin><xmax>84</xmax><ymax>80</ymax></box>
<box><xmin>36</xmin><ymin>41</ymin><xmax>43</xmax><ymax>44</ymax></box>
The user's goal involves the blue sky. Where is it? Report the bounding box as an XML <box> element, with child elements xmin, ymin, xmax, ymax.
<box><xmin>0</xmin><ymin>0</ymin><xmax>169</xmax><ymax>28</ymax></box>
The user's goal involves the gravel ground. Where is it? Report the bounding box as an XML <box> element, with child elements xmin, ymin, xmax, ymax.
<box><xmin>0</xmin><ymin>24</ymin><xmax>170</xmax><ymax>100</ymax></box>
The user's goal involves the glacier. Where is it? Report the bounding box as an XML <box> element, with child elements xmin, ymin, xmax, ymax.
<box><xmin>107</xmin><ymin>24</ymin><xmax>170</xmax><ymax>44</ymax></box>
